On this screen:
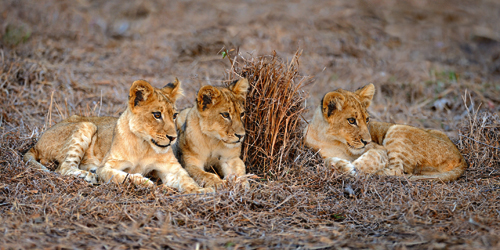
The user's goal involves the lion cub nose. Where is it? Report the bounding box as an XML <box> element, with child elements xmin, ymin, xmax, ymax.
<box><xmin>166</xmin><ymin>135</ymin><xmax>177</xmax><ymax>142</ymax></box>
<box><xmin>361</xmin><ymin>139</ymin><xmax>370</xmax><ymax>146</ymax></box>
<box><xmin>235</xmin><ymin>134</ymin><xmax>245</xmax><ymax>140</ymax></box>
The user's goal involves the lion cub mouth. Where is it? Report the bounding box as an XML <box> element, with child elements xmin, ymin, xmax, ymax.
<box><xmin>347</xmin><ymin>142</ymin><xmax>364</xmax><ymax>150</ymax></box>
<box><xmin>151</xmin><ymin>139</ymin><xmax>170</xmax><ymax>148</ymax></box>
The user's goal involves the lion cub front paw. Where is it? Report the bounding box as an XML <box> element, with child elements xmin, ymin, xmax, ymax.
<box><xmin>172</xmin><ymin>185</ymin><xmax>214</xmax><ymax>194</ymax></box>
<box><xmin>195</xmin><ymin>187</ymin><xmax>215</xmax><ymax>194</ymax></box>
<box><xmin>69</xmin><ymin>169</ymin><xmax>98</xmax><ymax>184</ymax></box>
<box><xmin>82</xmin><ymin>171</ymin><xmax>99</xmax><ymax>184</ymax></box>
<box><xmin>378</xmin><ymin>167</ymin><xmax>404</xmax><ymax>176</ymax></box>
<box><xmin>127</xmin><ymin>173</ymin><xmax>154</xmax><ymax>187</ymax></box>
<box><xmin>328</xmin><ymin>157</ymin><xmax>357</xmax><ymax>176</ymax></box>
<box><xmin>225</xmin><ymin>174</ymin><xmax>251</xmax><ymax>190</ymax></box>
<box><xmin>200</xmin><ymin>173</ymin><xmax>226</xmax><ymax>190</ymax></box>
<box><xmin>343</xmin><ymin>163</ymin><xmax>357</xmax><ymax>176</ymax></box>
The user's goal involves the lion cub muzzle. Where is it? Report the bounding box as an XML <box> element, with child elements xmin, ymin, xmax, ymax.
<box><xmin>151</xmin><ymin>134</ymin><xmax>177</xmax><ymax>148</ymax></box>
<box><xmin>235</xmin><ymin>133</ymin><xmax>245</xmax><ymax>143</ymax></box>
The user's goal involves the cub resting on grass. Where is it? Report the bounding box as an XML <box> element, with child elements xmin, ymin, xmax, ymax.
<box><xmin>173</xmin><ymin>78</ymin><xmax>249</xmax><ymax>189</ymax></box>
<box><xmin>304</xmin><ymin>84</ymin><xmax>467</xmax><ymax>181</ymax></box>
<box><xmin>24</xmin><ymin>79</ymin><xmax>212</xmax><ymax>193</ymax></box>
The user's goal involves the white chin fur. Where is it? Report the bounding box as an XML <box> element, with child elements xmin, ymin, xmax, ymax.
<box><xmin>151</xmin><ymin>143</ymin><xmax>171</xmax><ymax>154</ymax></box>
<box><xmin>349</xmin><ymin>147</ymin><xmax>366</xmax><ymax>155</ymax></box>
<box><xmin>224</xmin><ymin>142</ymin><xmax>241</xmax><ymax>148</ymax></box>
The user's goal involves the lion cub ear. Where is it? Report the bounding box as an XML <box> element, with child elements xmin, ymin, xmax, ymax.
<box><xmin>322</xmin><ymin>91</ymin><xmax>346</xmax><ymax>118</ymax></box>
<box><xmin>197</xmin><ymin>86</ymin><xmax>221</xmax><ymax>111</ymax></box>
<box><xmin>161</xmin><ymin>78</ymin><xmax>184</xmax><ymax>102</ymax></box>
<box><xmin>229</xmin><ymin>78</ymin><xmax>249</xmax><ymax>99</ymax></box>
<box><xmin>354</xmin><ymin>83</ymin><xmax>375</xmax><ymax>108</ymax></box>
<box><xmin>129</xmin><ymin>80</ymin><xmax>154</xmax><ymax>108</ymax></box>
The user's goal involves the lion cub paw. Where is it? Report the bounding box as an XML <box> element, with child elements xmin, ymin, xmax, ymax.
<box><xmin>194</xmin><ymin>187</ymin><xmax>215</xmax><ymax>194</ymax></box>
<box><xmin>343</xmin><ymin>163</ymin><xmax>357</xmax><ymax>176</ymax></box>
<box><xmin>201</xmin><ymin>174</ymin><xmax>226</xmax><ymax>190</ymax></box>
<box><xmin>225</xmin><ymin>174</ymin><xmax>251</xmax><ymax>190</ymax></box>
<box><xmin>83</xmin><ymin>172</ymin><xmax>99</xmax><ymax>184</ymax></box>
<box><xmin>127</xmin><ymin>173</ymin><xmax>154</xmax><ymax>187</ymax></box>
<box><xmin>71</xmin><ymin>170</ymin><xmax>98</xmax><ymax>184</ymax></box>
<box><xmin>328</xmin><ymin>157</ymin><xmax>357</xmax><ymax>176</ymax></box>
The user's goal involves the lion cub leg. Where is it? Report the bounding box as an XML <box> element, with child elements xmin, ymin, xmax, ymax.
<box><xmin>378</xmin><ymin>151</ymin><xmax>407</xmax><ymax>176</ymax></box>
<box><xmin>184</xmin><ymin>157</ymin><xmax>225</xmax><ymax>189</ymax></box>
<box><xmin>57</xmin><ymin>122</ymin><xmax>99</xmax><ymax>183</ymax></box>
<box><xmin>326</xmin><ymin>157</ymin><xmax>358</xmax><ymax>175</ymax></box>
<box><xmin>327</xmin><ymin>145</ymin><xmax>388</xmax><ymax>176</ymax></box>
<box><xmin>220</xmin><ymin>158</ymin><xmax>249</xmax><ymax>188</ymax></box>
<box><xmin>97</xmin><ymin>160</ymin><xmax>154</xmax><ymax>187</ymax></box>
<box><xmin>154</xmin><ymin>162</ymin><xmax>213</xmax><ymax>194</ymax></box>
<box><xmin>353</xmin><ymin>146</ymin><xmax>389</xmax><ymax>174</ymax></box>
<box><xmin>378</xmin><ymin>132</ymin><xmax>414</xmax><ymax>176</ymax></box>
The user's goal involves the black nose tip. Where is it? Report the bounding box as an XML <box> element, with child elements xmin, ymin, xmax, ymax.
<box><xmin>166</xmin><ymin>135</ymin><xmax>177</xmax><ymax>142</ymax></box>
<box><xmin>235</xmin><ymin>134</ymin><xmax>244</xmax><ymax>140</ymax></box>
<box><xmin>361</xmin><ymin>139</ymin><xmax>369</xmax><ymax>146</ymax></box>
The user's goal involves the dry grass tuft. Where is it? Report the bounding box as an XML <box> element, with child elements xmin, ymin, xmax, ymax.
<box><xmin>457</xmin><ymin>96</ymin><xmax>500</xmax><ymax>180</ymax></box>
<box><xmin>225</xmin><ymin>50</ymin><xmax>312</xmax><ymax>179</ymax></box>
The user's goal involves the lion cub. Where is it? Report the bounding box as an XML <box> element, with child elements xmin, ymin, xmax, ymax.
<box><xmin>173</xmin><ymin>79</ymin><xmax>249</xmax><ymax>188</ymax></box>
<box><xmin>24</xmin><ymin>79</ymin><xmax>211</xmax><ymax>193</ymax></box>
<box><xmin>304</xmin><ymin>84</ymin><xmax>467</xmax><ymax>181</ymax></box>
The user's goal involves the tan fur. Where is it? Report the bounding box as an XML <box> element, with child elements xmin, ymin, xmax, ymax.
<box><xmin>173</xmin><ymin>79</ymin><xmax>249</xmax><ymax>188</ymax></box>
<box><xmin>24</xmin><ymin>79</ymin><xmax>211</xmax><ymax>193</ymax></box>
<box><xmin>304</xmin><ymin>84</ymin><xmax>467</xmax><ymax>181</ymax></box>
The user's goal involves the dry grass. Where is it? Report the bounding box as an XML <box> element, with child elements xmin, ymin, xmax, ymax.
<box><xmin>2</xmin><ymin>51</ymin><xmax>500</xmax><ymax>249</ymax></box>
<box><xmin>457</xmin><ymin>96</ymin><xmax>500</xmax><ymax>180</ymax></box>
<box><xmin>1</xmin><ymin>0</ymin><xmax>500</xmax><ymax>248</ymax></box>
<box><xmin>2</xmin><ymin>109</ymin><xmax>499</xmax><ymax>249</ymax></box>
<box><xmin>225</xmin><ymin>50</ymin><xmax>311</xmax><ymax>179</ymax></box>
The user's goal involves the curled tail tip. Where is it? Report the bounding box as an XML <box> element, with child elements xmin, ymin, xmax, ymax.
<box><xmin>409</xmin><ymin>172</ymin><xmax>462</xmax><ymax>182</ymax></box>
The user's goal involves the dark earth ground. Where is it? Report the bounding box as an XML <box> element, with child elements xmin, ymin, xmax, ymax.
<box><xmin>1</xmin><ymin>0</ymin><xmax>499</xmax><ymax>249</ymax></box>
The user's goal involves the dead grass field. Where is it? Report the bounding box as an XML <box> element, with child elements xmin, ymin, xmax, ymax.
<box><xmin>1</xmin><ymin>0</ymin><xmax>499</xmax><ymax>249</ymax></box>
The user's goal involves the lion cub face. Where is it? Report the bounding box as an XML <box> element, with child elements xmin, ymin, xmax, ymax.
<box><xmin>321</xmin><ymin>84</ymin><xmax>375</xmax><ymax>154</ymax></box>
<box><xmin>196</xmin><ymin>79</ymin><xmax>249</xmax><ymax>147</ymax></box>
<box><xmin>128</xmin><ymin>79</ymin><xmax>182</xmax><ymax>153</ymax></box>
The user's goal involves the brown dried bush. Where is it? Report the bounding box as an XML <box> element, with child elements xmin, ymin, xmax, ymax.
<box><xmin>225</xmin><ymin>50</ymin><xmax>312</xmax><ymax>179</ymax></box>
<box><xmin>457</xmin><ymin>96</ymin><xmax>500</xmax><ymax>180</ymax></box>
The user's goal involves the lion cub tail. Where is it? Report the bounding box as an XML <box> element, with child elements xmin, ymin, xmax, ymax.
<box><xmin>409</xmin><ymin>157</ymin><xmax>467</xmax><ymax>182</ymax></box>
<box><xmin>23</xmin><ymin>148</ymin><xmax>49</xmax><ymax>171</ymax></box>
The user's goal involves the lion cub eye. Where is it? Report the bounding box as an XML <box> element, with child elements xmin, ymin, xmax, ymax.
<box><xmin>221</xmin><ymin>112</ymin><xmax>230</xmax><ymax>119</ymax></box>
<box><xmin>240</xmin><ymin>112</ymin><xmax>245</xmax><ymax>118</ymax></box>
<box><xmin>347</xmin><ymin>118</ymin><xmax>357</xmax><ymax>125</ymax></box>
<box><xmin>152</xmin><ymin>112</ymin><xmax>162</xmax><ymax>119</ymax></box>
<box><xmin>366</xmin><ymin>117</ymin><xmax>370</xmax><ymax>123</ymax></box>
<box><xmin>173</xmin><ymin>113</ymin><xmax>178</xmax><ymax>120</ymax></box>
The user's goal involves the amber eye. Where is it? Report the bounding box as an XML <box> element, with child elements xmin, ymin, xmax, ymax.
<box><xmin>347</xmin><ymin>118</ymin><xmax>357</xmax><ymax>125</ymax></box>
<box><xmin>366</xmin><ymin>117</ymin><xmax>370</xmax><ymax>123</ymax></box>
<box><xmin>173</xmin><ymin>113</ymin><xmax>178</xmax><ymax>120</ymax></box>
<box><xmin>221</xmin><ymin>112</ymin><xmax>230</xmax><ymax>119</ymax></box>
<box><xmin>153</xmin><ymin>112</ymin><xmax>162</xmax><ymax>119</ymax></box>
<box><xmin>240</xmin><ymin>112</ymin><xmax>245</xmax><ymax>118</ymax></box>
